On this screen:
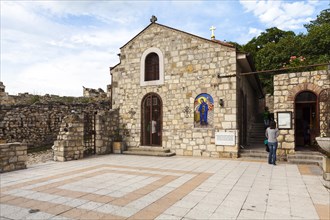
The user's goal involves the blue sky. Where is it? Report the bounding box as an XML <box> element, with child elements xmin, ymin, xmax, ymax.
<box><xmin>1</xmin><ymin>0</ymin><xmax>329</xmax><ymax>97</ymax></box>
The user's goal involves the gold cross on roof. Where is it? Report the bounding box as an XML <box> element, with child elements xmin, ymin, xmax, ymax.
<box><xmin>210</xmin><ymin>26</ymin><xmax>216</xmax><ymax>39</ymax></box>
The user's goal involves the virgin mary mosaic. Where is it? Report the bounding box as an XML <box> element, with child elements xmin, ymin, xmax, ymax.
<box><xmin>194</xmin><ymin>93</ymin><xmax>214</xmax><ymax>128</ymax></box>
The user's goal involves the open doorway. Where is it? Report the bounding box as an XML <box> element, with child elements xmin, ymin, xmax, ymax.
<box><xmin>295</xmin><ymin>91</ymin><xmax>318</xmax><ymax>150</ymax></box>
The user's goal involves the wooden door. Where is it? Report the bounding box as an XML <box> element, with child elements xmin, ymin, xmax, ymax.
<box><xmin>141</xmin><ymin>93</ymin><xmax>162</xmax><ymax>146</ymax></box>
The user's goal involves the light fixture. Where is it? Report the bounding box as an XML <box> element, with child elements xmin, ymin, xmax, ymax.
<box><xmin>219</xmin><ymin>99</ymin><xmax>224</xmax><ymax>107</ymax></box>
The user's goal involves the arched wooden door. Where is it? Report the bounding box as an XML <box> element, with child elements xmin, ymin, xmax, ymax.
<box><xmin>141</xmin><ymin>93</ymin><xmax>162</xmax><ymax>146</ymax></box>
<box><xmin>295</xmin><ymin>91</ymin><xmax>318</xmax><ymax>147</ymax></box>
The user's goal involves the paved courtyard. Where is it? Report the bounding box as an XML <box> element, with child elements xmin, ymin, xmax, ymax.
<box><xmin>1</xmin><ymin>155</ymin><xmax>329</xmax><ymax>220</ymax></box>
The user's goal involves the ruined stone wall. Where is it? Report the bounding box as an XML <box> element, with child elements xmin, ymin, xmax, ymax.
<box><xmin>53</xmin><ymin>109</ymin><xmax>119</xmax><ymax>161</ymax></box>
<box><xmin>274</xmin><ymin>70</ymin><xmax>330</xmax><ymax>154</ymax></box>
<box><xmin>1</xmin><ymin>93</ymin><xmax>91</xmax><ymax>106</ymax></box>
<box><xmin>0</xmin><ymin>102</ymin><xmax>111</xmax><ymax>149</ymax></box>
<box><xmin>0</xmin><ymin>143</ymin><xmax>27</xmax><ymax>173</ymax></box>
<box><xmin>95</xmin><ymin>109</ymin><xmax>119</xmax><ymax>154</ymax></box>
<box><xmin>53</xmin><ymin>114</ymin><xmax>85</xmax><ymax>162</ymax></box>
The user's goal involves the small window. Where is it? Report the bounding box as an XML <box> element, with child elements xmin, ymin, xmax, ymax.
<box><xmin>145</xmin><ymin>53</ymin><xmax>159</xmax><ymax>81</ymax></box>
<box><xmin>140</xmin><ymin>47</ymin><xmax>164</xmax><ymax>86</ymax></box>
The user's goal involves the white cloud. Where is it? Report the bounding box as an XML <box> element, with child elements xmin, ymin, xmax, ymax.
<box><xmin>239</xmin><ymin>0</ymin><xmax>317</xmax><ymax>30</ymax></box>
<box><xmin>7</xmin><ymin>50</ymin><xmax>114</xmax><ymax>96</ymax></box>
<box><xmin>1</xmin><ymin>0</ymin><xmax>328</xmax><ymax>96</ymax></box>
<box><xmin>0</xmin><ymin>1</ymin><xmax>142</xmax><ymax>96</ymax></box>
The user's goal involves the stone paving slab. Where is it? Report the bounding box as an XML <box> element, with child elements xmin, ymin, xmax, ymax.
<box><xmin>0</xmin><ymin>155</ymin><xmax>329</xmax><ymax>220</ymax></box>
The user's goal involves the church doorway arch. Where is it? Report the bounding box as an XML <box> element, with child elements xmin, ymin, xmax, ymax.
<box><xmin>141</xmin><ymin>93</ymin><xmax>162</xmax><ymax>146</ymax></box>
<box><xmin>294</xmin><ymin>91</ymin><xmax>319</xmax><ymax>149</ymax></box>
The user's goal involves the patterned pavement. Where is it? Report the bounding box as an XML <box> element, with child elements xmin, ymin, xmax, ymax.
<box><xmin>1</xmin><ymin>155</ymin><xmax>329</xmax><ymax>219</ymax></box>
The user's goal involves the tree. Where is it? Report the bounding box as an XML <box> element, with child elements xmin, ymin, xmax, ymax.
<box><xmin>239</xmin><ymin>8</ymin><xmax>330</xmax><ymax>94</ymax></box>
<box><xmin>304</xmin><ymin>9</ymin><xmax>330</xmax><ymax>31</ymax></box>
<box><xmin>302</xmin><ymin>9</ymin><xmax>330</xmax><ymax>65</ymax></box>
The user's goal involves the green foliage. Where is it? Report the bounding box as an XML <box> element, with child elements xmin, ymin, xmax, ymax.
<box><xmin>29</xmin><ymin>95</ymin><xmax>40</xmax><ymax>104</ymax></box>
<box><xmin>80</xmin><ymin>97</ymin><xmax>91</xmax><ymax>103</ymax></box>
<box><xmin>226</xmin><ymin>41</ymin><xmax>242</xmax><ymax>51</ymax></box>
<box><xmin>62</xmin><ymin>97</ymin><xmax>75</xmax><ymax>103</ymax></box>
<box><xmin>302</xmin><ymin>23</ymin><xmax>330</xmax><ymax>64</ymax></box>
<box><xmin>238</xmin><ymin>8</ymin><xmax>330</xmax><ymax>94</ymax></box>
<box><xmin>304</xmin><ymin>9</ymin><xmax>330</xmax><ymax>31</ymax></box>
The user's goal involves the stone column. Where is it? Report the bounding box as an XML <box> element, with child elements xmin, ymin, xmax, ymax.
<box><xmin>53</xmin><ymin>114</ymin><xmax>84</xmax><ymax>162</ymax></box>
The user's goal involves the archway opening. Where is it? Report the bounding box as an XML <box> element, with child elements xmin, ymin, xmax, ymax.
<box><xmin>295</xmin><ymin>91</ymin><xmax>318</xmax><ymax>150</ymax></box>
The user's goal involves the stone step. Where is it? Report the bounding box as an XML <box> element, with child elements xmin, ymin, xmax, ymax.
<box><xmin>123</xmin><ymin>147</ymin><xmax>176</xmax><ymax>157</ymax></box>
<box><xmin>240</xmin><ymin>148</ymin><xmax>324</xmax><ymax>165</ymax></box>
<box><xmin>248</xmin><ymin>135</ymin><xmax>265</xmax><ymax>138</ymax></box>
<box><xmin>287</xmin><ymin>152</ymin><xmax>323</xmax><ymax>166</ymax></box>
<box><xmin>123</xmin><ymin>150</ymin><xmax>176</xmax><ymax>157</ymax></box>
<box><xmin>287</xmin><ymin>155</ymin><xmax>323</xmax><ymax>161</ymax></box>
<box><xmin>291</xmin><ymin>151</ymin><xmax>324</xmax><ymax>156</ymax></box>
<box><xmin>248</xmin><ymin>138</ymin><xmax>265</xmax><ymax>141</ymax></box>
<box><xmin>239</xmin><ymin>149</ymin><xmax>268</xmax><ymax>159</ymax></box>
<box><xmin>287</xmin><ymin>158</ymin><xmax>322</xmax><ymax>166</ymax></box>
<box><xmin>239</xmin><ymin>153</ymin><xmax>268</xmax><ymax>159</ymax></box>
<box><xmin>126</xmin><ymin>147</ymin><xmax>171</xmax><ymax>153</ymax></box>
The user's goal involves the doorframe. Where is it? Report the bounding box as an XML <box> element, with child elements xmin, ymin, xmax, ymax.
<box><xmin>294</xmin><ymin>90</ymin><xmax>319</xmax><ymax>148</ymax></box>
<box><xmin>140</xmin><ymin>93</ymin><xmax>163</xmax><ymax>146</ymax></box>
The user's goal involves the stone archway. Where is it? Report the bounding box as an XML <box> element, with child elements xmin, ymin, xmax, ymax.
<box><xmin>287</xmin><ymin>83</ymin><xmax>322</xmax><ymax>149</ymax></box>
<box><xmin>287</xmin><ymin>83</ymin><xmax>323</xmax><ymax>101</ymax></box>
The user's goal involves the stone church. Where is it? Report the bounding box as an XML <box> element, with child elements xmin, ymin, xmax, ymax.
<box><xmin>110</xmin><ymin>19</ymin><xmax>263</xmax><ymax>158</ymax></box>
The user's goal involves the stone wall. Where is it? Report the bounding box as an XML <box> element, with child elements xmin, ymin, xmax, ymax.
<box><xmin>0</xmin><ymin>143</ymin><xmax>27</xmax><ymax>173</ymax></box>
<box><xmin>95</xmin><ymin>109</ymin><xmax>119</xmax><ymax>154</ymax></box>
<box><xmin>274</xmin><ymin>70</ymin><xmax>330</xmax><ymax>154</ymax></box>
<box><xmin>53</xmin><ymin>114</ymin><xmax>85</xmax><ymax>161</ymax></box>
<box><xmin>0</xmin><ymin>102</ymin><xmax>111</xmax><ymax>149</ymax></box>
<box><xmin>53</xmin><ymin>109</ymin><xmax>119</xmax><ymax>161</ymax></box>
<box><xmin>265</xmin><ymin>94</ymin><xmax>274</xmax><ymax>113</ymax></box>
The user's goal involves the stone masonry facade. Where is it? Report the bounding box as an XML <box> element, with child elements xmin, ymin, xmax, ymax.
<box><xmin>274</xmin><ymin>70</ymin><xmax>330</xmax><ymax>155</ymax></box>
<box><xmin>0</xmin><ymin>143</ymin><xmax>27</xmax><ymax>173</ymax></box>
<box><xmin>111</xmin><ymin>23</ymin><xmax>260</xmax><ymax>158</ymax></box>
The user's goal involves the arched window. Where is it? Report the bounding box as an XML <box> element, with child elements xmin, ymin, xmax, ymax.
<box><xmin>145</xmin><ymin>53</ymin><xmax>159</xmax><ymax>81</ymax></box>
<box><xmin>140</xmin><ymin>48</ymin><xmax>164</xmax><ymax>86</ymax></box>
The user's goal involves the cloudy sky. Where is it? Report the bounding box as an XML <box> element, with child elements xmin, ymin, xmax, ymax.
<box><xmin>1</xmin><ymin>1</ymin><xmax>328</xmax><ymax>97</ymax></box>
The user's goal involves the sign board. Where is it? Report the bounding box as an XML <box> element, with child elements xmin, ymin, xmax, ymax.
<box><xmin>215</xmin><ymin>132</ymin><xmax>236</xmax><ymax>145</ymax></box>
<box><xmin>277</xmin><ymin>111</ymin><xmax>292</xmax><ymax>129</ymax></box>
